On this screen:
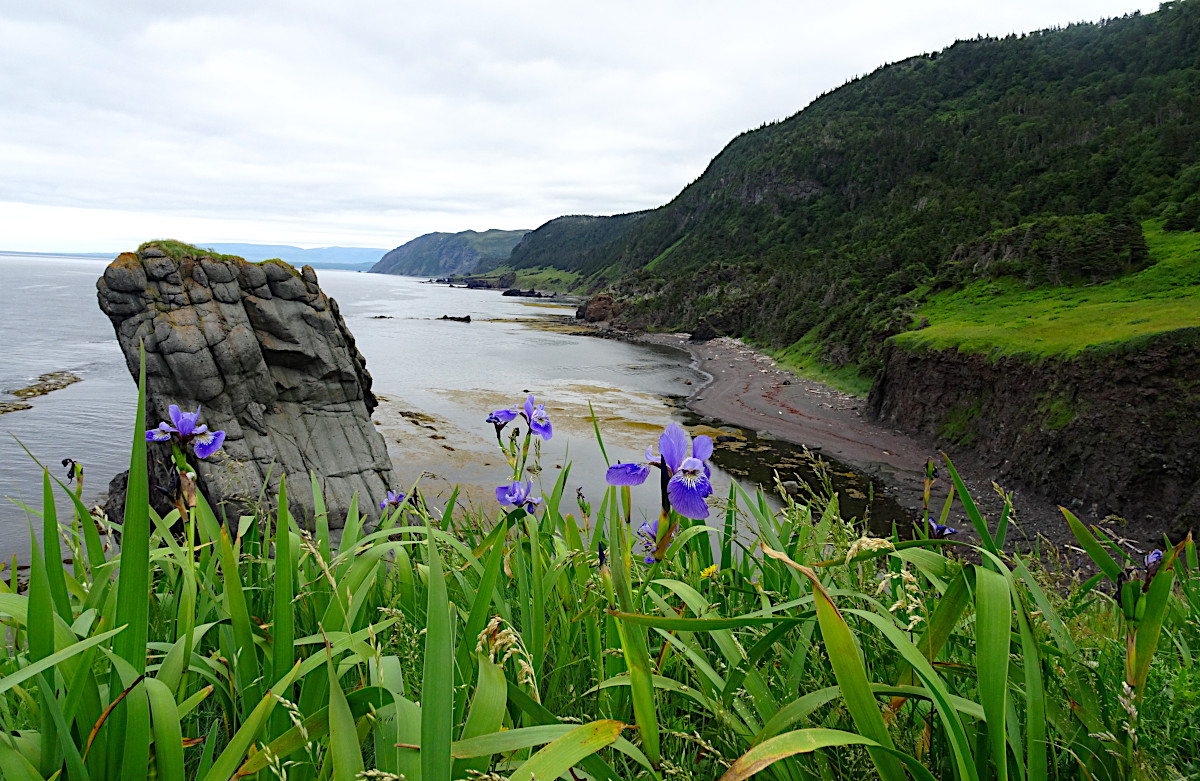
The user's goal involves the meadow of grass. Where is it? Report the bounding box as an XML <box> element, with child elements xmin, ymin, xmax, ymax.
<box><xmin>892</xmin><ymin>222</ymin><xmax>1200</xmax><ymax>358</ymax></box>
<box><xmin>507</xmin><ymin>267</ymin><xmax>586</xmax><ymax>293</ymax></box>
<box><xmin>1</xmin><ymin>359</ymin><xmax>1198</xmax><ymax>780</ymax></box>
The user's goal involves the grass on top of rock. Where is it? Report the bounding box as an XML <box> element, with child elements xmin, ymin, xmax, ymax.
<box><xmin>138</xmin><ymin>240</ymin><xmax>306</xmax><ymax>277</ymax></box>
<box><xmin>892</xmin><ymin>221</ymin><xmax>1200</xmax><ymax>359</ymax></box>
<box><xmin>138</xmin><ymin>239</ymin><xmax>243</xmax><ymax>263</ymax></box>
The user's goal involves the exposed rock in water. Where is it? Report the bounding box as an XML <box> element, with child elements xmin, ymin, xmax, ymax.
<box><xmin>6</xmin><ymin>371</ymin><xmax>82</xmax><ymax>399</ymax></box>
<box><xmin>868</xmin><ymin>330</ymin><xmax>1200</xmax><ymax>541</ymax></box>
<box><xmin>438</xmin><ymin>314</ymin><xmax>472</xmax><ymax>323</ymax></box>
<box><xmin>97</xmin><ymin>242</ymin><xmax>395</xmax><ymax>529</ymax></box>
<box><xmin>2</xmin><ymin>371</ymin><xmax>83</xmax><ymax>415</ymax></box>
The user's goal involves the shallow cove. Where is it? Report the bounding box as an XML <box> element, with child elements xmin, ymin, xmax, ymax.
<box><xmin>322</xmin><ymin>272</ymin><xmax>911</xmax><ymax>537</ymax></box>
<box><xmin>0</xmin><ymin>260</ymin><xmax>908</xmax><ymax>563</ymax></box>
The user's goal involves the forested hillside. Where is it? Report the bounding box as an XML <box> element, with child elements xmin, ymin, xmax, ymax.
<box><xmin>371</xmin><ymin>229</ymin><xmax>529</xmax><ymax>276</ymax></box>
<box><xmin>519</xmin><ymin>1</ymin><xmax>1200</xmax><ymax>377</ymax></box>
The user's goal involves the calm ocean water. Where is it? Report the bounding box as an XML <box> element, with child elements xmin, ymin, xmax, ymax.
<box><xmin>0</xmin><ymin>255</ymin><xmax>714</xmax><ymax>562</ymax></box>
<box><xmin>0</xmin><ymin>253</ymin><xmax>903</xmax><ymax>565</ymax></box>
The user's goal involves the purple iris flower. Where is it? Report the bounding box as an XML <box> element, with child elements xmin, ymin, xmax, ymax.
<box><xmin>146</xmin><ymin>404</ymin><xmax>226</xmax><ymax>459</ymax></box>
<box><xmin>522</xmin><ymin>395</ymin><xmax>552</xmax><ymax>440</ymax></box>
<box><xmin>605</xmin><ymin>423</ymin><xmax>714</xmax><ymax>520</ymax></box>
<box><xmin>1145</xmin><ymin>549</ymin><xmax>1163</xmax><ymax>579</ymax></box>
<box><xmin>380</xmin><ymin>490</ymin><xmax>407</xmax><ymax>511</ymax></box>
<box><xmin>928</xmin><ymin>516</ymin><xmax>957</xmax><ymax>539</ymax></box>
<box><xmin>496</xmin><ymin>479</ymin><xmax>541</xmax><ymax>514</ymax></box>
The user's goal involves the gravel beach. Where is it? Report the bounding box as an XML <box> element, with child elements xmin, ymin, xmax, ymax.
<box><xmin>635</xmin><ymin>332</ymin><xmax>1117</xmax><ymax>557</ymax></box>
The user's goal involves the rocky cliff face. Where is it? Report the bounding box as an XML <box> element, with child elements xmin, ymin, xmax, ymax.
<box><xmin>869</xmin><ymin>330</ymin><xmax>1200</xmax><ymax>540</ymax></box>
<box><xmin>97</xmin><ymin>243</ymin><xmax>395</xmax><ymax>528</ymax></box>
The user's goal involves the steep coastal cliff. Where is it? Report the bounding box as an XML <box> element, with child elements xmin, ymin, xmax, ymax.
<box><xmin>870</xmin><ymin>330</ymin><xmax>1200</xmax><ymax>539</ymax></box>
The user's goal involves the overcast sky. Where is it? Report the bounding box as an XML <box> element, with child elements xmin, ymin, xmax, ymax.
<box><xmin>0</xmin><ymin>1</ymin><xmax>1163</xmax><ymax>253</ymax></box>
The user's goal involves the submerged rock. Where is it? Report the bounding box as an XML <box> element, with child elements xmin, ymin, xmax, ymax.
<box><xmin>97</xmin><ymin>242</ymin><xmax>395</xmax><ymax>529</ymax></box>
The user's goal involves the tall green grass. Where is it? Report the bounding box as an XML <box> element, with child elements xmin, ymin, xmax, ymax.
<box><xmin>1</xmin><ymin>369</ymin><xmax>1197</xmax><ymax>779</ymax></box>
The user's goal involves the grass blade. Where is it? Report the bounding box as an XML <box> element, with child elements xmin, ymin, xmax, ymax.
<box><xmin>941</xmin><ymin>454</ymin><xmax>998</xmax><ymax>556</ymax></box>
<box><xmin>326</xmin><ymin>650</ymin><xmax>365</xmax><ymax>780</ymax></box>
<box><xmin>231</xmin><ymin>688</ymin><xmax>393</xmax><ymax>776</ymax></box>
<box><xmin>975</xmin><ymin>565</ymin><xmax>1012</xmax><ymax>781</ymax></box>
<box><xmin>1060</xmin><ymin>506</ymin><xmax>1123</xmax><ymax>582</ymax></box>
<box><xmin>0</xmin><ymin>626</ymin><xmax>125</xmax><ymax>697</ymax></box>
<box><xmin>720</xmin><ymin>728</ymin><xmax>939</xmax><ymax>781</ymax></box>
<box><xmin>113</xmin><ymin>347</ymin><xmax>151</xmax><ymax>675</ymax></box>
<box><xmin>202</xmin><ymin>660</ymin><xmax>302</xmax><ymax>781</ymax></box>
<box><xmin>507</xmin><ymin>720</ymin><xmax>625</xmax><ymax>781</ymax></box>
<box><xmin>761</xmin><ymin>544</ymin><xmax>907</xmax><ymax>781</ymax></box>
<box><xmin>607</xmin><ymin>488</ymin><xmax>661</xmax><ymax>770</ymax></box>
<box><xmin>145</xmin><ymin>677</ymin><xmax>185</xmax><ymax>781</ymax></box>
<box><xmin>42</xmin><ymin>470</ymin><xmax>72</xmax><ymax>622</ymax></box>
<box><xmin>422</xmin><ymin>516</ymin><xmax>454</xmax><ymax>781</ymax></box>
<box><xmin>270</xmin><ymin>476</ymin><xmax>295</xmax><ymax>737</ymax></box>
<box><xmin>218</xmin><ymin>525</ymin><xmax>261</xmax><ymax>713</ymax></box>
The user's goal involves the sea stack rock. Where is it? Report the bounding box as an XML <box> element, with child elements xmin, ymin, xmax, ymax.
<box><xmin>97</xmin><ymin>241</ymin><xmax>394</xmax><ymax>529</ymax></box>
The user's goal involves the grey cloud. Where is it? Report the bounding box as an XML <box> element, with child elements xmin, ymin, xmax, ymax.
<box><xmin>0</xmin><ymin>0</ymin><xmax>1163</xmax><ymax>250</ymax></box>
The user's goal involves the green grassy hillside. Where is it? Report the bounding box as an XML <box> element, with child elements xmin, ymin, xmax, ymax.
<box><xmin>510</xmin><ymin>1</ymin><xmax>1200</xmax><ymax>378</ymax></box>
<box><xmin>893</xmin><ymin>222</ymin><xmax>1200</xmax><ymax>357</ymax></box>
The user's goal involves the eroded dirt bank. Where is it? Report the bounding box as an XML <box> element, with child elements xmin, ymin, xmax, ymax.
<box><xmin>870</xmin><ymin>329</ymin><xmax>1200</xmax><ymax>544</ymax></box>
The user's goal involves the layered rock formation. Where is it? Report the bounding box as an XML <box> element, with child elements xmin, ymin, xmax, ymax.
<box><xmin>97</xmin><ymin>242</ymin><xmax>395</xmax><ymax>528</ymax></box>
<box><xmin>869</xmin><ymin>330</ymin><xmax>1200</xmax><ymax>540</ymax></box>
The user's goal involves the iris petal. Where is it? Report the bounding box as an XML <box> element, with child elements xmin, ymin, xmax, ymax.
<box><xmin>486</xmin><ymin>408</ymin><xmax>518</xmax><ymax>425</ymax></box>
<box><xmin>606</xmin><ymin>462</ymin><xmax>651</xmax><ymax>486</ymax></box>
<box><xmin>529</xmin><ymin>405</ymin><xmax>552</xmax><ymax>440</ymax></box>
<box><xmin>668</xmin><ymin>471</ymin><xmax>711</xmax><ymax>520</ymax></box>
<box><xmin>175</xmin><ymin>405</ymin><xmax>201</xmax><ymax>437</ymax></box>
<box><xmin>658</xmin><ymin>423</ymin><xmax>689</xmax><ymax>474</ymax></box>
<box><xmin>523</xmin><ymin>394</ymin><xmax>535</xmax><ymax>421</ymax></box>
<box><xmin>192</xmin><ymin>429</ymin><xmax>225</xmax><ymax>459</ymax></box>
<box><xmin>146</xmin><ymin>422</ymin><xmax>174</xmax><ymax>442</ymax></box>
<box><xmin>692</xmin><ymin>435</ymin><xmax>713</xmax><ymax>462</ymax></box>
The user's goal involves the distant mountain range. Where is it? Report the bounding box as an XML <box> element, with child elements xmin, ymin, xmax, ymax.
<box><xmin>370</xmin><ymin>229</ymin><xmax>530</xmax><ymax>276</ymax></box>
<box><xmin>201</xmin><ymin>243</ymin><xmax>387</xmax><ymax>270</ymax></box>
